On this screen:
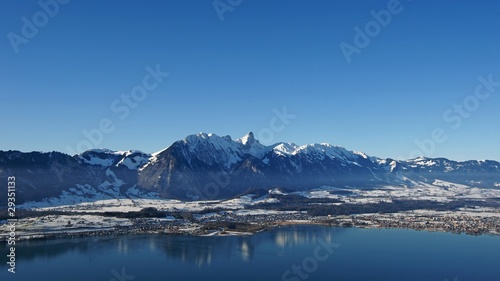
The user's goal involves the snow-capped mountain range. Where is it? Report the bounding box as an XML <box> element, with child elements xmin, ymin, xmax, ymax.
<box><xmin>1</xmin><ymin>132</ymin><xmax>500</xmax><ymax>204</ymax></box>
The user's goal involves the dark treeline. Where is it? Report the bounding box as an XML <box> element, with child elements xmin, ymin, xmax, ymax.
<box><xmin>2</xmin><ymin>197</ymin><xmax>499</xmax><ymax>221</ymax></box>
<box><xmin>250</xmin><ymin>197</ymin><xmax>500</xmax><ymax>216</ymax></box>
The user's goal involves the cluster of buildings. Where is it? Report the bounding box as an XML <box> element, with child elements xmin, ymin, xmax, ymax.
<box><xmin>322</xmin><ymin>211</ymin><xmax>500</xmax><ymax>235</ymax></box>
<box><xmin>3</xmin><ymin>208</ymin><xmax>500</xmax><ymax>241</ymax></box>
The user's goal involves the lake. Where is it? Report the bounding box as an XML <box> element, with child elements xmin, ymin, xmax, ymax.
<box><xmin>1</xmin><ymin>226</ymin><xmax>499</xmax><ymax>281</ymax></box>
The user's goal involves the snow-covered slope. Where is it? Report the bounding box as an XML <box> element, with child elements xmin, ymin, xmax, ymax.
<box><xmin>2</xmin><ymin>132</ymin><xmax>500</xmax><ymax>205</ymax></box>
<box><xmin>147</xmin><ymin>131</ymin><xmax>377</xmax><ymax>169</ymax></box>
<box><xmin>78</xmin><ymin>149</ymin><xmax>150</xmax><ymax>170</ymax></box>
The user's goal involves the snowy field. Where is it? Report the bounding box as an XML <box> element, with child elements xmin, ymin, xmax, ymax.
<box><xmin>16</xmin><ymin>180</ymin><xmax>500</xmax><ymax>214</ymax></box>
<box><xmin>295</xmin><ymin>180</ymin><xmax>500</xmax><ymax>204</ymax></box>
<box><xmin>19</xmin><ymin>194</ymin><xmax>279</xmax><ymax>213</ymax></box>
<box><xmin>2</xmin><ymin>179</ymin><xmax>500</xmax><ymax>239</ymax></box>
<box><xmin>0</xmin><ymin>214</ymin><xmax>132</xmax><ymax>239</ymax></box>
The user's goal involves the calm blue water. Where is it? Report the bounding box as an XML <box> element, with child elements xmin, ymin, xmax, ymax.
<box><xmin>1</xmin><ymin>226</ymin><xmax>499</xmax><ymax>281</ymax></box>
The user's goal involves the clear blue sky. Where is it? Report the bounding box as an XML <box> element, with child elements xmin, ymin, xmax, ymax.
<box><xmin>1</xmin><ymin>0</ymin><xmax>500</xmax><ymax>161</ymax></box>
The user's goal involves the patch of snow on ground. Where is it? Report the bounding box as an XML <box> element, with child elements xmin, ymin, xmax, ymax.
<box><xmin>0</xmin><ymin>214</ymin><xmax>132</xmax><ymax>237</ymax></box>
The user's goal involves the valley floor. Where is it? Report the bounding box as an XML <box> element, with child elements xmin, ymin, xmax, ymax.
<box><xmin>2</xmin><ymin>205</ymin><xmax>500</xmax><ymax>241</ymax></box>
<box><xmin>2</xmin><ymin>181</ymin><xmax>500</xmax><ymax>240</ymax></box>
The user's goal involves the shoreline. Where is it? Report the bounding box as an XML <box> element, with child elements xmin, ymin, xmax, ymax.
<box><xmin>2</xmin><ymin>210</ymin><xmax>500</xmax><ymax>242</ymax></box>
<box><xmin>1</xmin><ymin>223</ymin><xmax>498</xmax><ymax>244</ymax></box>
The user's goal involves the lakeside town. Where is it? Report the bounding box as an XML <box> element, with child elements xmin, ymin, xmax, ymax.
<box><xmin>2</xmin><ymin>206</ymin><xmax>500</xmax><ymax>241</ymax></box>
<box><xmin>3</xmin><ymin>182</ymin><xmax>500</xmax><ymax>241</ymax></box>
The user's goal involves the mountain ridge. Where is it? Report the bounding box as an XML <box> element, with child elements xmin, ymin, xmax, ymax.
<box><xmin>1</xmin><ymin>132</ymin><xmax>500</xmax><ymax>205</ymax></box>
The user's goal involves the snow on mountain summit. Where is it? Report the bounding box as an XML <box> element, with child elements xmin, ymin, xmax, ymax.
<box><xmin>151</xmin><ymin>132</ymin><xmax>377</xmax><ymax>169</ymax></box>
<box><xmin>78</xmin><ymin>149</ymin><xmax>150</xmax><ymax>170</ymax></box>
<box><xmin>270</xmin><ymin>141</ymin><xmax>373</xmax><ymax>166</ymax></box>
<box><xmin>273</xmin><ymin>142</ymin><xmax>300</xmax><ymax>156</ymax></box>
<box><xmin>177</xmin><ymin>133</ymin><xmax>245</xmax><ymax>168</ymax></box>
<box><xmin>4</xmin><ymin>131</ymin><xmax>500</xmax><ymax>204</ymax></box>
<box><xmin>79</xmin><ymin>132</ymin><xmax>380</xmax><ymax>173</ymax></box>
<box><xmin>236</xmin><ymin>131</ymin><xmax>256</xmax><ymax>145</ymax></box>
<box><xmin>236</xmin><ymin>132</ymin><xmax>268</xmax><ymax>158</ymax></box>
<box><xmin>176</xmin><ymin>132</ymin><xmax>270</xmax><ymax>166</ymax></box>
